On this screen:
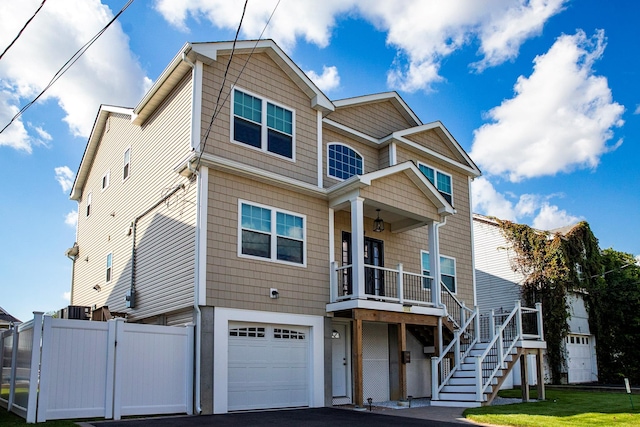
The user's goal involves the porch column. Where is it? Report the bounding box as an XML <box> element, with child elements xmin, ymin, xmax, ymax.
<box><xmin>398</xmin><ymin>322</ymin><xmax>407</xmax><ymax>401</ymax></box>
<box><xmin>353</xmin><ymin>318</ymin><xmax>364</xmax><ymax>407</ymax></box>
<box><xmin>350</xmin><ymin>197</ymin><xmax>366</xmax><ymax>299</ymax></box>
<box><xmin>520</xmin><ymin>353</ymin><xmax>530</xmax><ymax>402</ymax></box>
<box><xmin>536</xmin><ymin>349</ymin><xmax>546</xmax><ymax>400</ymax></box>
<box><xmin>428</xmin><ymin>221</ymin><xmax>441</xmax><ymax>307</ymax></box>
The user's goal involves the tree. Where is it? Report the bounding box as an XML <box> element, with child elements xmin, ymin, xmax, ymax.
<box><xmin>583</xmin><ymin>249</ymin><xmax>640</xmax><ymax>384</ymax></box>
<box><xmin>498</xmin><ymin>220</ymin><xmax>602</xmax><ymax>384</ymax></box>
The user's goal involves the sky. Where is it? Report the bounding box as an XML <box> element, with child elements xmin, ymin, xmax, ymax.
<box><xmin>1</xmin><ymin>0</ymin><xmax>638</xmax><ymax>323</ymax></box>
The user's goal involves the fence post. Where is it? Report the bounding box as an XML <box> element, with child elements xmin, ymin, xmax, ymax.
<box><xmin>25</xmin><ymin>312</ymin><xmax>43</xmax><ymax>424</ymax></box>
<box><xmin>535</xmin><ymin>302</ymin><xmax>544</xmax><ymax>340</ymax></box>
<box><xmin>475</xmin><ymin>356</ymin><xmax>483</xmax><ymax>402</ymax></box>
<box><xmin>112</xmin><ymin>318</ymin><xmax>126</xmax><ymax>420</ymax></box>
<box><xmin>397</xmin><ymin>263</ymin><xmax>404</xmax><ymax>304</ymax></box>
<box><xmin>7</xmin><ymin>326</ymin><xmax>18</xmax><ymax>412</ymax></box>
<box><xmin>515</xmin><ymin>300</ymin><xmax>523</xmax><ymax>340</ymax></box>
<box><xmin>431</xmin><ymin>357</ymin><xmax>439</xmax><ymax>400</ymax></box>
<box><xmin>330</xmin><ymin>261</ymin><xmax>337</xmax><ymax>302</ymax></box>
<box><xmin>489</xmin><ymin>309</ymin><xmax>495</xmax><ymax>340</ymax></box>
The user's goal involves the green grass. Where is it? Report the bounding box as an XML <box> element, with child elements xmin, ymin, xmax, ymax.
<box><xmin>0</xmin><ymin>409</ymin><xmax>78</xmax><ymax>426</ymax></box>
<box><xmin>464</xmin><ymin>389</ymin><xmax>640</xmax><ymax>426</ymax></box>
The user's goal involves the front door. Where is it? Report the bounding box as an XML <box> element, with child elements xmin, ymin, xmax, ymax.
<box><xmin>331</xmin><ymin>323</ymin><xmax>348</xmax><ymax>398</ymax></box>
<box><xmin>342</xmin><ymin>232</ymin><xmax>384</xmax><ymax>296</ymax></box>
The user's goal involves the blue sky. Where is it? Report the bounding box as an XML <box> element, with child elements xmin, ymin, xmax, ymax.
<box><xmin>1</xmin><ymin>0</ymin><xmax>638</xmax><ymax>322</ymax></box>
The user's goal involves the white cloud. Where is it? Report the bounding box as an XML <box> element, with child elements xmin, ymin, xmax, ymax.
<box><xmin>153</xmin><ymin>0</ymin><xmax>565</xmax><ymax>92</ymax></box>
<box><xmin>0</xmin><ymin>0</ymin><xmax>148</xmax><ymax>151</ymax></box>
<box><xmin>65</xmin><ymin>210</ymin><xmax>78</xmax><ymax>227</ymax></box>
<box><xmin>55</xmin><ymin>166</ymin><xmax>75</xmax><ymax>193</ymax></box>
<box><xmin>306</xmin><ymin>65</ymin><xmax>340</xmax><ymax>92</ymax></box>
<box><xmin>634</xmin><ymin>105</ymin><xmax>640</xmax><ymax>115</ymax></box>
<box><xmin>531</xmin><ymin>203</ymin><xmax>581</xmax><ymax>230</ymax></box>
<box><xmin>63</xmin><ymin>291</ymin><xmax>71</xmax><ymax>302</ymax></box>
<box><xmin>470</xmin><ymin>30</ymin><xmax>624</xmax><ymax>182</ymax></box>
<box><xmin>472</xmin><ymin>177</ymin><xmax>581</xmax><ymax>230</ymax></box>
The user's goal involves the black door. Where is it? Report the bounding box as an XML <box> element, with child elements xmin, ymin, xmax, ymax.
<box><xmin>342</xmin><ymin>232</ymin><xmax>385</xmax><ymax>296</ymax></box>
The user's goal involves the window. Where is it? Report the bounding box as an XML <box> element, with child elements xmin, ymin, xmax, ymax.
<box><xmin>274</xmin><ymin>328</ymin><xmax>306</xmax><ymax>340</ymax></box>
<box><xmin>232</xmin><ymin>88</ymin><xmax>294</xmax><ymax>159</ymax></box>
<box><xmin>229</xmin><ymin>326</ymin><xmax>266</xmax><ymax>338</ymax></box>
<box><xmin>123</xmin><ymin>147</ymin><xmax>131</xmax><ymax>180</ymax></box>
<box><xmin>328</xmin><ymin>143</ymin><xmax>363</xmax><ymax>180</ymax></box>
<box><xmin>101</xmin><ymin>170</ymin><xmax>110</xmax><ymax>191</ymax></box>
<box><xmin>86</xmin><ymin>192</ymin><xmax>92</xmax><ymax>217</ymax></box>
<box><xmin>418</xmin><ymin>163</ymin><xmax>453</xmax><ymax>204</ymax></box>
<box><xmin>106</xmin><ymin>253</ymin><xmax>112</xmax><ymax>282</ymax></box>
<box><xmin>421</xmin><ymin>251</ymin><xmax>457</xmax><ymax>293</ymax></box>
<box><xmin>239</xmin><ymin>201</ymin><xmax>305</xmax><ymax>265</ymax></box>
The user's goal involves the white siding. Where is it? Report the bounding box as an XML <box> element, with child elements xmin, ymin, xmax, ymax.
<box><xmin>73</xmin><ymin>74</ymin><xmax>196</xmax><ymax>321</ymax></box>
<box><xmin>473</xmin><ymin>217</ymin><xmax>524</xmax><ymax>313</ymax></box>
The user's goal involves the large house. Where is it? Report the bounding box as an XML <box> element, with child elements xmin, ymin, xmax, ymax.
<box><xmin>68</xmin><ymin>39</ymin><xmax>543</xmax><ymax>413</ymax></box>
<box><xmin>473</xmin><ymin>214</ymin><xmax>598</xmax><ymax>385</ymax></box>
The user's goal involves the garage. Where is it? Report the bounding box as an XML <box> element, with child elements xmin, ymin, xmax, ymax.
<box><xmin>566</xmin><ymin>334</ymin><xmax>594</xmax><ymax>383</ymax></box>
<box><xmin>227</xmin><ymin>322</ymin><xmax>310</xmax><ymax>411</ymax></box>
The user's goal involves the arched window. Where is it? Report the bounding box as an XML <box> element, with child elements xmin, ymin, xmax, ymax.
<box><xmin>328</xmin><ymin>143</ymin><xmax>363</xmax><ymax>180</ymax></box>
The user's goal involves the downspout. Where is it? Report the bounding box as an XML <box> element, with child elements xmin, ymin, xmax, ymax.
<box><xmin>129</xmin><ymin>184</ymin><xmax>185</xmax><ymax>308</ymax></box>
<box><xmin>182</xmin><ymin>51</ymin><xmax>203</xmax><ymax>415</ymax></box>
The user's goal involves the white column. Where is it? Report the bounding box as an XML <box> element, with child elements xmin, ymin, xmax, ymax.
<box><xmin>428</xmin><ymin>220</ymin><xmax>441</xmax><ymax>307</ymax></box>
<box><xmin>351</xmin><ymin>197</ymin><xmax>365</xmax><ymax>299</ymax></box>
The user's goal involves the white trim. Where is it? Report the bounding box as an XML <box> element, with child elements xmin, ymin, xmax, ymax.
<box><xmin>230</xmin><ymin>86</ymin><xmax>296</xmax><ymax>162</ymax></box>
<box><xmin>323</xmin><ymin>118</ymin><xmax>380</xmax><ymax>146</ymax></box>
<box><xmin>213</xmin><ymin>308</ymin><xmax>325</xmax><ymax>414</ymax></box>
<box><xmin>197</xmin><ymin>167</ymin><xmax>208</xmax><ymax>304</ymax></box>
<box><xmin>389</xmin><ymin>142</ymin><xmax>397</xmax><ymax>166</ymax></box>
<box><xmin>326</xmin><ymin>142</ymin><xmax>364</xmax><ymax>181</ymax></box>
<box><xmin>329</xmin><ymin>208</ymin><xmax>335</xmax><ymax>263</ymax></box>
<box><xmin>317</xmin><ymin>110</ymin><xmax>323</xmax><ymax>188</ymax></box>
<box><xmin>191</xmin><ymin>61</ymin><xmax>203</xmax><ymax>151</ymax></box>
<box><xmin>237</xmin><ymin>199</ymin><xmax>307</xmax><ymax>268</ymax></box>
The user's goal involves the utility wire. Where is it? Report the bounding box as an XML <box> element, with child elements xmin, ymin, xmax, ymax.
<box><xmin>0</xmin><ymin>0</ymin><xmax>47</xmax><ymax>61</ymax></box>
<box><xmin>194</xmin><ymin>0</ymin><xmax>281</xmax><ymax>170</ymax></box>
<box><xmin>0</xmin><ymin>0</ymin><xmax>135</xmax><ymax>135</ymax></box>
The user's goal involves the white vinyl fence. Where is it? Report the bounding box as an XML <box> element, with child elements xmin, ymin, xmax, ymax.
<box><xmin>1</xmin><ymin>312</ymin><xmax>194</xmax><ymax>423</ymax></box>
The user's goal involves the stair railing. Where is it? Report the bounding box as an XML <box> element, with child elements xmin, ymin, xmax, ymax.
<box><xmin>440</xmin><ymin>283</ymin><xmax>474</xmax><ymax>329</ymax></box>
<box><xmin>431</xmin><ymin>306</ymin><xmax>479</xmax><ymax>400</ymax></box>
<box><xmin>474</xmin><ymin>301</ymin><xmax>522</xmax><ymax>402</ymax></box>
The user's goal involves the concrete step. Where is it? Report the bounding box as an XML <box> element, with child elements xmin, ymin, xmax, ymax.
<box><xmin>431</xmin><ymin>399</ymin><xmax>482</xmax><ymax>408</ymax></box>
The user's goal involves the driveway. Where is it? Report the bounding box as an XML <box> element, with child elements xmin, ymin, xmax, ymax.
<box><xmin>85</xmin><ymin>407</ymin><xmax>471</xmax><ymax>427</ymax></box>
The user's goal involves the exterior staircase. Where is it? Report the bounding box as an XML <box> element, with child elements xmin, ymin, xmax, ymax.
<box><xmin>431</xmin><ymin>301</ymin><xmax>545</xmax><ymax>407</ymax></box>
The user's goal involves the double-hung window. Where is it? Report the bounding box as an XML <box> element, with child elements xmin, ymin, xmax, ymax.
<box><xmin>328</xmin><ymin>143</ymin><xmax>363</xmax><ymax>180</ymax></box>
<box><xmin>101</xmin><ymin>170</ymin><xmax>110</xmax><ymax>191</ymax></box>
<box><xmin>233</xmin><ymin>88</ymin><xmax>294</xmax><ymax>159</ymax></box>
<box><xmin>123</xmin><ymin>147</ymin><xmax>131</xmax><ymax>180</ymax></box>
<box><xmin>86</xmin><ymin>192</ymin><xmax>92</xmax><ymax>217</ymax></box>
<box><xmin>106</xmin><ymin>253</ymin><xmax>113</xmax><ymax>283</ymax></box>
<box><xmin>418</xmin><ymin>163</ymin><xmax>453</xmax><ymax>204</ymax></box>
<box><xmin>421</xmin><ymin>251</ymin><xmax>456</xmax><ymax>293</ymax></box>
<box><xmin>239</xmin><ymin>200</ymin><xmax>305</xmax><ymax>266</ymax></box>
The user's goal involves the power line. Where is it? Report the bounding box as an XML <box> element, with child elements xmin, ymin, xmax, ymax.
<box><xmin>0</xmin><ymin>0</ymin><xmax>47</xmax><ymax>61</ymax></box>
<box><xmin>0</xmin><ymin>0</ymin><xmax>135</xmax><ymax>135</ymax></box>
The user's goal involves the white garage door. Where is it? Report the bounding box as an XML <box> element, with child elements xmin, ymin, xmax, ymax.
<box><xmin>228</xmin><ymin>323</ymin><xmax>310</xmax><ymax>411</ymax></box>
<box><xmin>566</xmin><ymin>334</ymin><xmax>593</xmax><ymax>383</ymax></box>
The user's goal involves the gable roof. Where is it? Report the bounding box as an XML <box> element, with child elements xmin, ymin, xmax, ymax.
<box><xmin>70</xmin><ymin>105</ymin><xmax>133</xmax><ymax>200</ymax></box>
<box><xmin>0</xmin><ymin>306</ymin><xmax>21</xmax><ymax>324</ymax></box>
<box><xmin>332</xmin><ymin>92</ymin><xmax>421</xmax><ymax>128</ymax></box>
<box><xmin>133</xmin><ymin>39</ymin><xmax>334</xmax><ymax>126</ymax></box>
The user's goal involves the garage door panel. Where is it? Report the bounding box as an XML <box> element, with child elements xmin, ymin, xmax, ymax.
<box><xmin>228</xmin><ymin>323</ymin><xmax>310</xmax><ymax>411</ymax></box>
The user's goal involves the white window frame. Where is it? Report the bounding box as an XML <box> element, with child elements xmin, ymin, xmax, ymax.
<box><xmin>421</xmin><ymin>250</ymin><xmax>457</xmax><ymax>294</ymax></box>
<box><xmin>326</xmin><ymin>142</ymin><xmax>364</xmax><ymax>181</ymax></box>
<box><xmin>417</xmin><ymin>162</ymin><xmax>453</xmax><ymax>205</ymax></box>
<box><xmin>123</xmin><ymin>147</ymin><xmax>131</xmax><ymax>181</ymax></box>
<box><xmin>101</xmin><ymin>170</ymin><xmax>110</xmax><ymax>191</ymax></box>
<box><xmin>106</xmin><ymin>252</ymin><xmax>113</xmax><ymax>283</ymax></box>
<box><xmin>230</xmin><ymin>87</ymin><xmax>296</xmax><ymax>161</ymax></box>
<box><xmin>237</xmin><ymin>199</ymin><xmax>307</xmax><ymax>267</ymax></box>
<box><xmin>86</xmin><ymin>192</ymin><xmax>92</xmax><ymax>217</ymax></box>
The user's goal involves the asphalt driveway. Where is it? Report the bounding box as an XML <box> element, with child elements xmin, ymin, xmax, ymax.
<box><xmin>85</xmin><ymin>407</ymin><xmax>468</xmax><ymax>427</ymax></box>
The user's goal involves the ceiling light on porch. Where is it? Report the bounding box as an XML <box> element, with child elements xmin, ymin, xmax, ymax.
<box><xmin>373</xmin><ymin>209</ymin><xmax>385</xmax><ymax>232</ymax></box>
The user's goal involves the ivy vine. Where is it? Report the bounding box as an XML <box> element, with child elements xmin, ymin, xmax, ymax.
<box><xmin>497</xmin><ymin>220</ymin><xmax>601</xmax><ymax>384</ymax></box>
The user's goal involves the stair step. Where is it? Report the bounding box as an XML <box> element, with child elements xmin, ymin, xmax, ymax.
<box><xmin>449</xmin><ymin>377</ymin><xmax>477</xmax><ymax>386</ymax></box>
<box><xmin>431</xmin><ymin>400</ymin><xmax>482</xmax><ymax>408</ymax></box>
<box><xmin>442</xmin><ymin>384</ymin><xmax>476</xmax><ymax>393</ymax></box>
<box><xmin>437</xmin><ymin>392</ymin><xmax>485</xmax><ymax>402</ymax></box>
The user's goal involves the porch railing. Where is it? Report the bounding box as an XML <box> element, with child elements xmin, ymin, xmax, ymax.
<box><xmin>330</xmin><ymin>262</ymin><xmax>435</xmax><ymax>307</ymax></box>
<box><xmin>440</xmin><ymin>285</ymin><xmax>474</xmax><ymax>329</ymax></box>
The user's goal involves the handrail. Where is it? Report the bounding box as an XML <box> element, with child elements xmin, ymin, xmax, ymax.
<box><xmin>475</xmin><ymin>303</ymin><xmax>521</xmax><ymax>400</ymax></box>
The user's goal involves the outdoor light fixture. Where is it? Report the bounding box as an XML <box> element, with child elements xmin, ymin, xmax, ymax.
<box><xmin>93</xmin><ymin>284</ymin><xmax>101</xmax><ymax>292</ymax></box>
<box><xmin>373</xmin><ymin>209</ymin><xmax>384</xmax><ymax>232</ymax></box>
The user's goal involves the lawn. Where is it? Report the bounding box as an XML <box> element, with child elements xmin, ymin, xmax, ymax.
<box><xmin>0</xmin><ymin>409</ymin><xmax>78</xmax><ymax>426</ymax></box>
<box><xmin>464</xmin><ymin>388</ymin><xmax>640</xmax><ymax>426</ymax></box>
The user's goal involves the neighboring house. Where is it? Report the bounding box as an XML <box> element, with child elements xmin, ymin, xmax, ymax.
<box><xmin>473</xmin><ymin>214</ymin><xmax>598</xmax><ymax>385</ymax></box>
<box><xmin>0</xmin><ymin>307</ymin><xmax>21</xmax><ymax>330</ymax></box>
<box><xmin>67</xmin><ymin>39</ymin><xmax>541</xmax><ymax>413</ymax></box>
